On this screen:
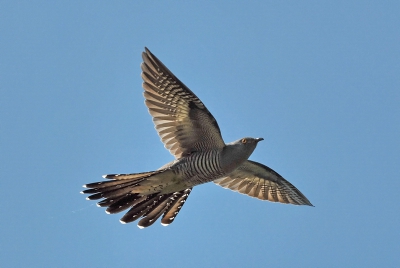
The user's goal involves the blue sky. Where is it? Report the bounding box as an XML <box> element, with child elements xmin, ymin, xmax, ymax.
<box><xmin>1</xmin><ymin>1</ymin><xmax>399</xmax><ymax>267</ymax></box>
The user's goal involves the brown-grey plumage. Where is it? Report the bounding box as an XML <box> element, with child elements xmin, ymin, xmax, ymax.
<box><xmin>141</xmin><ymin>48</ymin><xmax>225</xmax><ymax>158</ymax></box>
<box><xmin>81</xmin><ymin>47</ymin><xmax>313</xmax><ymax>229</ymax></box>
<box><xmin>214</xmin><ymin>160</ymin><xmax>313</xmax><ymax>205</ymax></box>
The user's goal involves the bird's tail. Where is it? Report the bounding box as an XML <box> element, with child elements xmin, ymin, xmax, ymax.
<box><xmin>81</xmin><ymin>169</ymin><xmax>192</xmax><ymax>228</ymax></box>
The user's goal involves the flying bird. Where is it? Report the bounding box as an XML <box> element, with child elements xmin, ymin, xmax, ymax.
<box><xmin>81</xmin><ymin>47</ymin><xmax>313</xmax><ymax>228</ymax></box>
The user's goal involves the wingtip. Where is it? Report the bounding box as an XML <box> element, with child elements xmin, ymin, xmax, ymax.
<box><xmin>303</xmin><ymin>199</ymin><xmax>314</xmax><ymax>207</ymax></box>
<box><xmin>120</xmin><ymin>220</ymin><xmax>127</xmax><ymax>224</ymax></box>
<box><xmin>137</xmin><ymin>225</ymin><xmax>145</xmax><ymax>229</ymax></box>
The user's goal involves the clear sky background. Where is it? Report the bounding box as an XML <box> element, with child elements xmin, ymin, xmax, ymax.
<box><xmin>1</xmin><ymin>1</ymin><xmax>399</xmax><ymax>267</ymax></box>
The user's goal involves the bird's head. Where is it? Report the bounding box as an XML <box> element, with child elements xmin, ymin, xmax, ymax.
<box><xmin>231</xmin><ymin>137</ymin><xmax>264</xmax><ymax>150</ymax></box>
<box><xmin>221</xmin><ymin>137</ymin><xmax>264</xmax><ymax>173</ymax></box>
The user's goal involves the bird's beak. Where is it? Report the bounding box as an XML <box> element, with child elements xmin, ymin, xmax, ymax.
<box><xmin>256</xmin><ymin>138</ymin><xmax>264</xmax><ymax>143</ymax></box>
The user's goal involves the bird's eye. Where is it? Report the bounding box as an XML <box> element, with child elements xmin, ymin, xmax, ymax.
<box><xmin>241</xmin><ymin>138</ymin><xmax>247</xmax><ymax>144</ymax></box>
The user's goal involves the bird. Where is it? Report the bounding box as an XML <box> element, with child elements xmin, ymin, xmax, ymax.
<box><xmin>81</xmin><ymin>47</ymin><xmax>313</xmax><ymax>229</ymax></box>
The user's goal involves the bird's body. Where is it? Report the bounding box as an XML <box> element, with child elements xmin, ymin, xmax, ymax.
<box><xmin>82</xmin><ymin>48</ymin><xmax>313</xmax><ymax>228</ymax></box>
<box><xmin>168</xmin><ymin>148</ymin><xmax>225</xmax><ymax>187</ymax></box>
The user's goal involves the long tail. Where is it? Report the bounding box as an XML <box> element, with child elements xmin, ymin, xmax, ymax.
<box><xmin>81</xmin><ymin>170</ymin><xmax>192</xmax><ymax>228</ymax></box>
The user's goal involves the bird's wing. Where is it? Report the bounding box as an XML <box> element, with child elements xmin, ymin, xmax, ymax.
<box><xmin>141</xmin><ymin>47</ymin><xmax>225</xmax><ymax>159</ymax></box>
<box><xmin>213</xmin><ymin>160</ymin><xmax>313</xmax><ymax>206</ymax></box>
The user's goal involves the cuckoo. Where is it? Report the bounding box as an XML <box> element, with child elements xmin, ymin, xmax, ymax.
<box><xmin>81</xmin><ymin>47</ymin><xmax>313</xmax><ymax>228</ymax></box>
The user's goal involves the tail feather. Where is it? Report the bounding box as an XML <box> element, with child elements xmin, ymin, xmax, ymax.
<box><xmin>83</xmin><ymin>169</ymin><xmax>176</xmax><ymax>201</ymax></box>
<box><xmin>84</xmin><ymin>184</ymin><xmax>138</xmax><ymax>200</ymax></box>
<box><xmin>161</xmin><ymin>188</ymin><xmax>192</xmax><ymax>226</ymax></box>
<box><xmin>138</xmin><ymin>198</ymin><xmax>171</xmax><ymax>228</ymax></box>
<box><xmin>139</xmin><ymin>188</ymin><xmax>193</xmax><ymax>228</ymax></box>
<box><xmin>103</xmin><ymin>170</ymin><xmax>163</xmax><ymax>180</ymax></box>
<box><xmin>82</xmin><ymin>169</ymin><xmax>193</xmax><ymax>227</ymax></box>
<box><xmin>105</xmin><ymin>193</ymin><xmax>141</xmax><ymax>214</ymax></box>
<box><xmin>83</xmin><ymin>179</ymin><xmax>144</xmax><ymax>190</ymax></box>
<box><xmin>120</xmin><ymin>194</ymin><xmax>162</xmax><ymax>223</ymax></box>
<box><xmin>96</xmin><ymin>195</ymin><xmax>128</xmax><ymax>207</ymax></box>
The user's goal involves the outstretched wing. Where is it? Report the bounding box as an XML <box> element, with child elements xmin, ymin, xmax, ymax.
<box><xmin>141</xmin><ymin>47</ymin><xmax>225</xmax><ymax>159</ymax></box>
<box><xmin>214</xmin><ymin>160</ymin><xmax>313</xmax><ymax>206</ymax></box>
